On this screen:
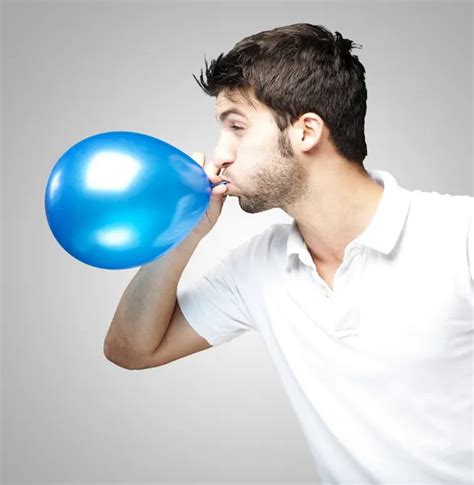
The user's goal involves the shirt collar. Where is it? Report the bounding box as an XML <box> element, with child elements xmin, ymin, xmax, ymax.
<box><xmin>286</xmin><ymin>170</ymin><xmax>412</xmax><ymax>270</ymax></box>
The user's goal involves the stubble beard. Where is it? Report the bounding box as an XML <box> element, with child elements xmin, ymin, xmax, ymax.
<box><xmin>237</xmin><ymin>131</ymin><xmax>310</xmax><ymax>214</ymax></box>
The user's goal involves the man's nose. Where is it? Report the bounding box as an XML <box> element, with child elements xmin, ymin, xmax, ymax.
<box><xmin>213</xmin><ymin>147</ymin><xmax>235</xmax><ymax>171</ymax></box>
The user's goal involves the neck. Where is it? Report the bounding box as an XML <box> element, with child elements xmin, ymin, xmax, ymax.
<box><xmin>287</xmin><ymin>161</ymin><xmax>384</xmax><ymax>265</ymax></box>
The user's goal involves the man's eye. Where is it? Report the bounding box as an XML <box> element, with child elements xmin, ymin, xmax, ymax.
<box><xmin>230</xmin><ymin>125</ymin><xmax>243</xmax><ymax>131</ymax></box>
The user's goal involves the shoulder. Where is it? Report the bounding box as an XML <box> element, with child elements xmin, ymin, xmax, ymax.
<box><xmin>198</xmin><ymin>223</ymin><xmax>291</xmax><ymax>285</ymax></box>
<box><xmin>224</xmin><ymin>222</ymin><xmax>292</xmax><ymax>272</ymax></box>
<box><xmin>407</xmin><ymin>188</ymin><xmax>473</xmax><ymax>229</ymax></box>
<box><xmin>409</xmin><ymin>187</ymin><xmax>472</xmax><ymax>211</ymax></box>
<box><xmin>229</xmin><ymin>222</ymin><xmax>291</xmax><ymax>256</ymax></box>
<box><xmin>403</xmin><ymin>188</ymin><xmax>474</xmax><ymax>279</ymax></box>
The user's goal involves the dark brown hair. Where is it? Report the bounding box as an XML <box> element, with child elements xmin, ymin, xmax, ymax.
<box><xmin>193</xmin><ymin>23</ymin><xmax>368</xmax><ymax>165</ymax></box>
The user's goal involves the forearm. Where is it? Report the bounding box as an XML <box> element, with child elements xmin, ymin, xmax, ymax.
<box><xmin>104</xmin><ymin>232</ymin><xmax>202</xmax><ymax>363</ymax></box>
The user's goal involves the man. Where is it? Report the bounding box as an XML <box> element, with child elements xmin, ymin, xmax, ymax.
<box><xmin>104</xmin><ymin>23</ymin><xmax>473</xmax><ymax>483</ymax></box>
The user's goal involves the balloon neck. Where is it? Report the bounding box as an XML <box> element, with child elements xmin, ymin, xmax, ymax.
<box><xmin>211</xmin><ymin>181</ymin><xmax>229</xmax><ymax>189</ymax></box>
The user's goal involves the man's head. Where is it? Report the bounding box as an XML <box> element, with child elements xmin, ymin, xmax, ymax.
<box><xmin>193</xmin><ymin>23</ymin><xmax>368</xmax><ymax>214</ymax></box>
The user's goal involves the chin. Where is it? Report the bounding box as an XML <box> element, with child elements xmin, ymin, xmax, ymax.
<box><xmin>238</xmin><ymin>196</ymin><xmax>273</xmax><ymax>214</ymax></box>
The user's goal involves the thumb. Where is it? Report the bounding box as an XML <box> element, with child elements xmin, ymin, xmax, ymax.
<box><xmin>206</xmin><ymin>180</ymin><xmax>228</xmax><ymax>217</ymax></box>
<box><xmin>190</xmin><ymin>152</ymin><xmax>205</xmax><ymax>167</ymax></box>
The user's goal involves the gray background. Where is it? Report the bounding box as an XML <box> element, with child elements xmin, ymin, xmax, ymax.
<box><xmin>1</xmin><ymin>0</ymin><xmax>472</xmax><ymax>483</ymax></box>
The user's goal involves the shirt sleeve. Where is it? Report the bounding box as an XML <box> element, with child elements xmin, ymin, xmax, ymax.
<box><xmin>176</xmin><ymin>251</ymin><xmax>254</xmax><ymax>347</ymax></box>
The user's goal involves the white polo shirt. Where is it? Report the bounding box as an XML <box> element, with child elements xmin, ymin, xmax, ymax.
<box><xmin>177</xmin><ymin>170</ymin><xmax>474</xmax><ymax>484</ymax></box>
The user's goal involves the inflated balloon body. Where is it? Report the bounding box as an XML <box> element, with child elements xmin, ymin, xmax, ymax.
<box><xmin>45</xmin><ymin>131</ymin><xmax>214</xmax><ymax>270</ymax></box>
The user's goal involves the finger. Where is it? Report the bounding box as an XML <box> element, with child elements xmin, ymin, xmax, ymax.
<box><xmin>211</xmin><ymin>182</ymin><xmax>228</xmax><ymax>195</ymax></box>
<box><xmin>211</xmin><ymin>180</ymin><xmax>229</xmax><ymax>191</ymax></box>
<box><xmin>190</xmin><ymin>152</ymin><xmax>205</xmax><ymax>167</ymax></box>
<box><xmin>191</xmin><ymin>152</ymin><xmax>223</xmax><ymax>182</ymax></box>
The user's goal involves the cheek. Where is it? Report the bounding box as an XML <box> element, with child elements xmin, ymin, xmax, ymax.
<box><xmin>240</xmin><ymin>131</ymin><xmax>275</xmax><ymax>157</ymax></box>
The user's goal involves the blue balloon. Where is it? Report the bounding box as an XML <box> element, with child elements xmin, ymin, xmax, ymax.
<box><xmin>45</xmin><ymin>131</ymin><xmax>216</xmax><ymax>270</ymax></box>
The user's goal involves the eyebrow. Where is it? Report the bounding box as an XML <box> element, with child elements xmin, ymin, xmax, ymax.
<box><xmin>215</xmin><ymin>108</ymin><xmax>248</xmax><ymax>124</ymax></box>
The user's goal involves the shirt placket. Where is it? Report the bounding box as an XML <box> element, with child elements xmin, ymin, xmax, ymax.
<box><xmin>310</xmin><ymin>246</ymin><xmax>362</xmax><ymax>338</ymax></box>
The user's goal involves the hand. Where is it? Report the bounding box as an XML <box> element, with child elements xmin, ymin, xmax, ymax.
<box><xmin>189</xmin><ymin>152</ymin><xmax>229</xmax><ymax>239</ymax></box>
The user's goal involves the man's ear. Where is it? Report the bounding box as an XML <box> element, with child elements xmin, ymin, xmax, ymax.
<box><xmin>289</xmin><ymin>113</ymin><xmax>324</xmax><ymax>153</ymax></box>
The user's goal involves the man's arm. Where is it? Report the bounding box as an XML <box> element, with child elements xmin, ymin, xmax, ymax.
<box><xmin>121</xmin><ymin>301</ymin><xmax>212</xmax><ymax>370</ymax></box>
<box><xmin>103</xmin><ymin>152</ymin><xmax>228</xmax><ymax>370</ymax></box>
<box><xmin>103</xmin><ymin>233</ymin><xmax>208</xmax><ymax>370</ymax></box>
